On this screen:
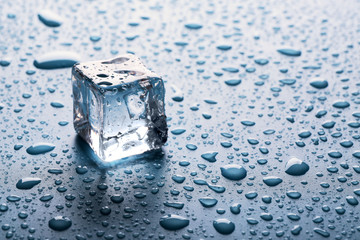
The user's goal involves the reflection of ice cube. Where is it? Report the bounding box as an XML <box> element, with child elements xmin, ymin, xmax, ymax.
<box><xmin>72</xmin><ymin>54</ymin><xmax>168</xmax><ymax>163</ymax></box>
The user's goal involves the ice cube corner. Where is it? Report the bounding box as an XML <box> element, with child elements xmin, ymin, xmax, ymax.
<box><xmin>72</xmin><ymin>54</ymin><xmax>168</xmax><ymax>163</ymax></box>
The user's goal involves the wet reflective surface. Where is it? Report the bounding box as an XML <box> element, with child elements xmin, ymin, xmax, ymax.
<box><xmin>1</xmin><ymin>0</ymin><xmax>360</xmax><ymax>239</ymax></box>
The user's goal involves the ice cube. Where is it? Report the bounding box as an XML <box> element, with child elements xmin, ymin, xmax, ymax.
<box><xmin>72</xmin><ymin>54</ymin><xmax>167</xmax><ymax>163</ymax></box>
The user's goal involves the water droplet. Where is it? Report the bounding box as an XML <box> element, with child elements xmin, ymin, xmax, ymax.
<box><xmin>201</xmin><ymin>152</ymin><xmax>218</xmax><ymax>162</ymax></box>
<box><xmin>277</xmin><ymin>48</ymin><xmax>301</xmax><ymax>56</ymax></box>
<box><xmin>6</xmin><ymin>195</ymin><xmax>21</xmax><ymax>202</ymax></box>
<box><xmin>26</xmin><ymin>143</ymin><xmax>55</xmax><ymax>155</ymax></box>
<box><xmin>328</xmin><ymin>150</ymin><xmax>342</xmax><ymax>158</ymax></box>
<box><xmin>287</xmin><ymin>213</ymin><xmax>301</xmax><ymax>221</ymax></box>
<box><xmin>38</xmin><ymin>9</ymin><xmax>63</xmax><ymax>27</ymax></box>
<box><xmin>220</xmin><ymin>164</ymin><xmax>247</xmax><ymax>180</ymax></box>
<box><xmin>159</xmin><ymin>214</ymin><xmax>189</xmax><ymax>231</ymax></box>
<box><xmin>332</xmin><ymin>101</ymin><xmax>350</xmax><ymax>109</ymax></box>
<box><xmin>291</xmin><ymin>225</ymin><xmax>302</xmax><ymax>235</ymax></box>
<box><xmin>260</xmin><ymin>213</ymin><xmax>273</xmax><ymax>221</ymax></box>
<box><xmin>263</xmin><ymin>129</ymin><xmax>275</xmax><ymax>135</ymax></box>
<box><xmin>245</xmin><ymin>191</ymin><xmax>258</xmax><ymax>199</ymax></box>
<box><xmin>110</xmin><ymin>195</ymin><xmax>124</xmax><ymax>203</ymax></box>
<box><xmin>263</xmin><ymin>176</ymin><xmax>283</xmax><ymax>186</ymax></box>
<box><xmin>184</xmin><ymin>23</ymin><xmax>202</xmax><ymax>30</ymax></box>
<box><xmin>100</xmin><ymin>206</ymin><xmax>111</xmax><ymax>215</ymax></box>
<box><xmin>208</xmin><ymin>184</ymin><xmax>226</xmax><ymax>193</ymax></box>
<box><xmin>310</xmin><ymin>78</ymin><xmax>328</xmax><ymax>89</ymax></box>
<box><xmin>16</xmin><ymin>177</ymin><xmax>41</xmax><ymax>190</ymax></box>
<box><xmin>322</xmin><ymin>121</ymin><xmax>336</xmax><ymax>129</ymax></box>
<box><xmin>186</xmin><ymin>144</ymin><xmax>197</xmax><ymax>150</ymax></box>
<box><xmin>285</xmin><ymin>157</ymin><xmax>309</xmax><ymax>176</ymax></box>
<box><xmin>163</xmin><ymin>202</ymin><xmax>184</xmax><ymax>209</ymax></box>
<box><xmin>75</xmin><ymin>166</ymin><xmax>88</xmax><ymax>175</ymax></box>
<box><xmin>48</xmin><ymin>168</ymin><xmax>63</xmax><ymax>174</ymax></box>
<box><xmin>199</xmin><ymin>197</ymin><xmax>218</xmax><ymax>208</ymax></box>
<box><xmin>213</xmin><ymin>218</ymin><xmax>235</xmax><ymax>235</ymax></box>
<box><xmin>345</xmin><ymin>196</ymin><xmax>358</xmax><ymax>206</ymax></box>
<box><xmin>170</xmin><ymin>129</ymin><xmax>186</xmax><ymax>135</ymax></box>
<box><xmin>222</xmin><ymin>67</ymin><xmax>238</xmax><ymax>73</ymax></box>
<box><xmin>314</xmin><ymin>228</ymin><xmax>330</xmax><ymax>238</ymax></box>
<box><xmin>217</xmin><ymin>45</ymin><xmax>232</xmax><ymax>51</ymax></box>
<box><xmin>172</xmin><ymin>175</ymin><xmax>186</xmax><ymax>183</ymax></box>
<box><xmin>279</xmin><ymin>79</ymin><xmax>296</xmax><ymax>85</ymax></box>
<box><xmin>286</xmin><ymin>190</ymin><xmax>302</xmax><ymax>199</ymax></box>
<box><xmin>229</xmin><ymin>203</ymin><xmax>241</xmax><ymax>214</ymax></box>
<box><xmin>241</xmin><ymin>120</ymin><xmax>255</xmax><ymax>126</ymax></box>
<box><xmin>262</xmin><ymin>196</ymin><xmax>272</xmax><ymax>204</ymax></box>
<box><xmin>0</xmin><ymin>59</ymin><xmax>11</xmax><ymax>67</ymax></box>
<box><xmin>34</xmin><ymin>51</ymin><xmax>80</xmax><ymax>70</ymax></box>
<box><xmin>254</xmin><ymin>59</ymin><xmax>269</xmax><ymax>65</ymax></box>
<box><xmin>0</xmin><ymin>204</ymin><xmax>9</xmax><ymax>212</ymax></box>
<box><xmin>90</xmin><ymin>36</ymin><xmax>101</xmax><ymax>42</ymax></box>
<box><xmin>224</xmin><ymin>79</ymin><xmax>241</xmax><ymax>86</ymax></box>
<box><xmin>48</xmin><ymin>216</ymin><xmax>72</xmax><ymax>231</ymax></box>
<box><xmin>50</xmin><ymin>102</ymin><xmax>64</xmax><ymax>108</ymax></box>
<box><xmin>298</xmin><ymin>130</ymin><xmax>311</xmax><ymax>138</ymax></box>
<box><xmin>40</xmin><ymin>194</ymin><xmax>54</xmax><ymax>202</ymax></box>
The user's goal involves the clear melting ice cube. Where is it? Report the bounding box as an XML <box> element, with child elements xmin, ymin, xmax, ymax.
<box><xmin>72</xmin><ymin>54</ymin><xmax>167</xmax><ymax>163</ymax></box>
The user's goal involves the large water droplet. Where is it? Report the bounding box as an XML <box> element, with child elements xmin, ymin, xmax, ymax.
<box><xmin>277</xmin><ymin>48</ymin><xmax>301</xmax><ymax>56</ymax></box>
<box><xmin>286</xmin><ymin>190</ymin><xmax>302</xmax><ymax>199</ymax></box>
<box><xmin>201</xmin><ymin>152</ymin><xmax>218</xmax><ymax>162</ymax></box>
<box><xmin>184</xmin><ymin>23</ymin><xmax>202</xmax><ymax>30</ymax></box>
<box><xmin>159</xmin><ymin>214</ymin><xmax>189</xmax><ymax>230</ymax></box>
<box><xmin>6</xmin><ymin>195</ymin><xmax>21</xmax><ymax>202</ymax></box>
<box><xmin>310</xmin><ymin>78</ymin><xmax>328</xmax><ymax>89</ymax></box>
<box><xmin>0</xmin><ymin>58</ymin><xmax>11</xmax><ymax>67</ymax></box>
<box><xmin>263</xmin><ymin>176</ymin><xmax>283</xmax><ymax>186</ymax></box>
<box><xmin>16</xmin><ymin>177</ymin><xmax>41</xmax><ymax>190</ymax></box>
<box><xmin>38</xmin><ymin>9</ymin><xmax>63</xmax><ymax>27</ymax></box>
<box><xmin>170</xmin><ymin>129</ymin><xmax>186</xmax><ymax>135</ymax></box>
<box><xmin>285</xmin><ymin>157</ymin><xmax>310</xmax><ymax>176</ymax></box>
<box><xmin>224</xmin><ymin>79</ymin><xmax>241</xmax><ymax>86</ymax></box>
<box><xmin>34</xmin><ymin>51</ymin><xmax>80</xmax><ymax>69</ymax></box>
<box><xmin>213</xmin><ymin>218</ymin><xmax>235</xmax><ymax>235</ymax></box>
<box><xmin>332</xmin><ymin>101</ymin><xmax>350</xmax><ymax>109</ymax></box>
<box><xmin>314</xmin><ymin>228</ymin><xmax>330</xmax><ymax>238</ymax></box>
<box><xmin>199</xmin><ymin>197</ymin><xmax>218</xmax><ymax>208</ymax></box>
<box><xmin>220</xmin><ymin>164</ymin><xmax>247</xmax><ymax>180</ymax></box>
<box><xmin>26</xmin><ymin>143</ymin><xmax>55</xmax><ymax>155</ymax></box>
<box><xmin>163</xmin><ymin>202</ymin><xmax>184</xmax><ymax>209</ymax></box>
<box><xmin>48</xmin><ymin>216</ymin><xmax>72</xmax><ymax>231</ymax></box>
<box><xmin>110</xmin><ymin>195</ymin><xmax>124</xmax><ymax>203</ymax></box>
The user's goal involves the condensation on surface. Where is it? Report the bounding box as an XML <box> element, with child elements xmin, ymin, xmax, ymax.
<box><xmin>0</xmin><ymin>0</ymin><xmax>360</xmax><ymax>239</ymax></box>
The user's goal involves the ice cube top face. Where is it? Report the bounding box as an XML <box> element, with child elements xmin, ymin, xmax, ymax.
<box><xmin>72</xmin><ymin>54</ymin><xmax>168</xmax><ymax>163</ymax></box>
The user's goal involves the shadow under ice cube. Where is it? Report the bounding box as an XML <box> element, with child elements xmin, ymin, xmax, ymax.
<box><xmin>72</xmin><ymin>54</ymin><xmax>168</xmax><ymax>163</ymax></box>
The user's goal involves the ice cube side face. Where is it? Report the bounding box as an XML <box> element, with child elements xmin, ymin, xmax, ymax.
<box><xmin>72</xmin><ymin>54</ymin><xmax>167</xmax><ymax>163</ymax></box>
